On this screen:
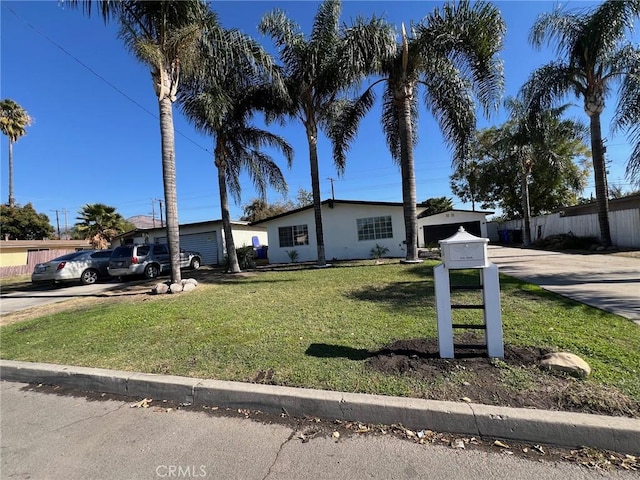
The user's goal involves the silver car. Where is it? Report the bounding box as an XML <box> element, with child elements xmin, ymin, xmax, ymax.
<box><xmin>31</xmin><ymin>250</ymin><xmax>113</xmax><ymax>285</ymax></box>
<box><xmin>107</xmin><ymin>243</ymin><xmax>201</xmax><ymax>279</ymax></box>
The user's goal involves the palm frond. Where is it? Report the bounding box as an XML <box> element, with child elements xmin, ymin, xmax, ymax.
<box><xmin>520</xmin><ymin>62</ymin><xmax>580</xmax><ymax>113</ymax></box>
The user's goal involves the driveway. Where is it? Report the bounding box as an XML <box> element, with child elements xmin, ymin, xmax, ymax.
<box><xmin>488</xmin><ymin>246</ymin><xmax>640</xmax><ymax>323</ymax></box>
<box><xmin>0</xmin><ymin>280</ymin><xmax>130</xmax><ymax>316</ymax></box>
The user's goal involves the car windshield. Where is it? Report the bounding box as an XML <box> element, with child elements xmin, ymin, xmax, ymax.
<box><xmin>111</xmin><ymin>246</ymin><xmax>133</xmax><ymax>257</ymax></box>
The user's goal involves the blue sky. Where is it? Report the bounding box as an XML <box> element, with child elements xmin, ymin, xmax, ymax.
<box><xmin>1</xmin><ymin>0</ymin><xmax>637</xmax><ymax>230</ymax></box>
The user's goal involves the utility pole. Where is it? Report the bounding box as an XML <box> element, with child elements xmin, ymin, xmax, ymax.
<box><xmin>50</xmin><ymin>209</ymin><xmax>61</xmax><ymax>239</ymax></box>
<box><xmin>151</xmin><ymin>199</ymin><xmax>157</xmax><ymax>228</ymax></box>
<box><xmin>158</xmin><ymin>199</ymin><xmax>164</xmax><ymax>227</ymax></box>
<box><xmin>327</xmin><ymin>177</ymin><xmax>335</xmax><ymax>200</ymax></box>
<box><xmin>62</xmin><ymin>208</ymin><xmax>69</xmax><ymax>239</ymax></box>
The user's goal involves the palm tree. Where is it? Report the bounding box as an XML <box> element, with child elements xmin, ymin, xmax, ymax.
<box><xmin>612</xmin><ymin>52</ymin><xmax>640</xmax><ymax>186</ymax></box>
<box><xmin>259</xmin><ymin>0</ymin><xmax>395</xmax><ymax>266</ymax></box>
<box><xmin>69</xmin><ymin>0</ymin><xmax>220</xmax><ymax>283</ymax></box>
<box><xmin>180</xmin><ymin>90</ymin><xmax>293</xmax><ymax>273</ymax></box>
<box><xmin>0</xmin><ymin>99</ymin><xmax>32</xmax><ymax>207</ymax></box>
<box><xmin>498</xmin><ymin>98</ymin><xmax>588</xmax><ymax>246</ymax></box>
<box><xmin>332</xmin><ymin>1</ymin><xmax>504</xmax><ymax>261</ymax></box>
<box><xmin>75</xmin><ymin>203</ymin><xmax>131</xmax><ymax>249</ymax></box>
<box><xmin>522</xmin><ymin>0</ymin><xmax>640</xmax><ymax>247</ymax></box>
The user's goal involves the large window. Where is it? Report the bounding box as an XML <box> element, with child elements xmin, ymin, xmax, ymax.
<box><xmin>357</xmin><ymin>216</ymin><xmax>393</xmax><ymax>241</ymax></box>
<box><xmin>279</xmin><ymin>224</ymin><xmax>309</xmax><ymax>247</ymax></box>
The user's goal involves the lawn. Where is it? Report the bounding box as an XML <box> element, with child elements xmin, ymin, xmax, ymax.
<box><xmin>1</xmin><ymin>261</ymin><xmax>638</xmax><ymax>412</ymax></box>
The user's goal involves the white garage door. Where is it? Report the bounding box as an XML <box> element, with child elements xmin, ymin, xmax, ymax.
<box><xmin>180</xmin><ymin>232</ymin><xmax>219</xmax><ymax>265</ymax></box>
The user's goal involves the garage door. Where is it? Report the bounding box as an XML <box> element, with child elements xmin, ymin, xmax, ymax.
<box><xmin>180</xmin><ymin>232</ymin><xmax>219</xmax><ymax>266</ymax></box>
<box><xmin>423</xmin><ymin>221</ymin><xmax>481</xmax><ymax>246</ymax></box>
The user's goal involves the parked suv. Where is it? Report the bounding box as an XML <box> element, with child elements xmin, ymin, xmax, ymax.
<box><xmin>107</xmin><ymin>244</ymin><xmax>201</xmax><ymax>279</ymax></box>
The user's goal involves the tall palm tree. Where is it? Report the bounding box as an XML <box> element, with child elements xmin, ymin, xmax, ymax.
<box><xmin>69</xmin><ymin>0</ymin><xmax>222</xmax><ymax>283</ymax></box>
<box><xmin>612</xmin><ymin>53</ymin><xmax>640</xmax><ymax>186</ymax></box>
<box><xmin>522</xmin><ymin>0</ymin><xmax>640</xmax><ymax>247</ymax></box>
<box><xmin>0</xmin><ymin>99</ymin><xmax>32</xmax><ymax>207</ymax></box>
<box><xmin>75</xmin><ymin>203</ymin><xmax>130</xmax><ymax>249</ymax></box>
<box><xmin>259</xmin><ymin>0</ymin><xmax>395</xmax><ymax>266</ymax></box>
<box><xmin>180</xmin><ymin>63</ymin><xmax>293</xmax><ymax>273</ymax></box>
<box><xmin>332</xmin><ymin>1</ymin><xmax>504</xmax><ymax>261</ymax></box>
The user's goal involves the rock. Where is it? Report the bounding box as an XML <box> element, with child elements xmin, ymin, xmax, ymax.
<box><xmin>152</xmin><ymin>283</ymin><xmax>169</xmax><ymax>295</ymax></box>
<box><xmin>169</xmin><ymin>283</ymin><xmax>183</xmax><ymax>293</ymax></box>
<box><xmin>540</xmin><ymin>352</ymin><xmax>591</xmax><ymax>378</ymax></box>
<box><xmin>182</xmin><ymin>278</ymin><xmax>198</xmax><ymax>287</ymax></box>
<box><xmin>182</xmin><ymin>283</ymin><xmax>196</xmax><ymax>292</ymax></box>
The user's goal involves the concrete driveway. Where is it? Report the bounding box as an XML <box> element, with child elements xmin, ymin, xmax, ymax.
<box><xmin>488</xmin><ymin>246</ymin><xmax>640</xmax><ymax>323</ymax></box>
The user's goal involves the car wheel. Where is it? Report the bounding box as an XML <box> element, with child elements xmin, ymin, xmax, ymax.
<box><xmin>144</xmin><ymin>264</ymin><xmax>160</xmax><ymax>279</ymax></box>
<box><xmin>190</xmin><ymin>257</ymin><xmax>201</xmax><ymax>270</ymax></box>
<box><xmin>81</xmin><ymin>269</ymin><xmax>99</xmax><ymax>285</ymax></box>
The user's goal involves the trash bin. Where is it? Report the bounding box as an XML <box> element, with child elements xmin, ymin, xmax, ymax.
<box><xmin>256</xmin><ymin>246</ymin><xmax>268</xmax><ymax>259</ymax></box>
<box><xmin>499</xmin><ymin>230</ymin><xmax>509</xmax><ymax>244</ymax></box>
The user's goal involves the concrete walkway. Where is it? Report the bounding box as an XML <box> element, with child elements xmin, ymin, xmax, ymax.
<box><xmin>488</xmin><ymin>246</ymin><xmax>640</xmax><ymax>323</ymax></box>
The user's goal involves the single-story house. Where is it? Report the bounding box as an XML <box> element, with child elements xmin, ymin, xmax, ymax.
<box><xmin>111</xmin><ymin>219</ymin><xmax>267</xmax><ymax>266</ymax></box>
<box><xmin>251</xmin><ymin>199</ymin><xmax>434</xmax><ymax>264</ymax></box>
<box><xmin>0</xmin><ymin>239</ymin><xmax>91</xmax><ymax>277</ymax></box>
<box><xmin>417</xmin><ymin>209</ymin><xmax>494</xmax><ymax>247</ymax></box>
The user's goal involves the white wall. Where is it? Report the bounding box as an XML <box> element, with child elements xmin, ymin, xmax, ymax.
<box><xmin>264</xmin><ymin>203</ymin><xmax>407</xmax><ymax>264</ymax></box>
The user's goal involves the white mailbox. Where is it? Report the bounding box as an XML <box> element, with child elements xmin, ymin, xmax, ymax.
<box><xmin>439</xmin><ymin>227</ymin><xmax>489</xmax><ymax>269</ymax></box>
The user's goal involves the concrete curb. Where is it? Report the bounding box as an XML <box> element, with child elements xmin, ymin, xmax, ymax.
<box><xmin>2</xmin><ymin>359</ymin><xmax>639</xmax><ymax>455</ymax></box>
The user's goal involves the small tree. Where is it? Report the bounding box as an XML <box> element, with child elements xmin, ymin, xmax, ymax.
<box><xmin>0</xmin><ymin>203</ymin><xmax>54</xmax><ymax>240</ymax></box>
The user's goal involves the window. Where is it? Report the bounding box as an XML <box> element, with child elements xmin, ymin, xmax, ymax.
<box><xmin>357</xmin><ymin>216</ymin><xmax>393</xmax><ymax>241</ymax></box>
<box><xmin>279</xmin><ymin>224</ymin><xmax>309</xmax><ymax>247</ymax></box>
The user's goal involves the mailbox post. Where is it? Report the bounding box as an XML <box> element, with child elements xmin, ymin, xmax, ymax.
<box><xmin>434</xmin><ymin>227</ymin><xmax>504</xmax><ymax>358</ymax></box>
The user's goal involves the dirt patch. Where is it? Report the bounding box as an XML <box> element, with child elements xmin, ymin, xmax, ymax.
<box><xmin>366</xmin><ymin>333</ymin><xmax>640</xmax><ymax>418</ymax></box>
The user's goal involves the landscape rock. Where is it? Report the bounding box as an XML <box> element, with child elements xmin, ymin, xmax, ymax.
<box><xmin>151</xmin><ymin>283</ymin><xmax>169</xmax><ymax>295</ymax></box>
<box><xmin>182</xmin><ymin>283</ymin><xmax>197</xmax><ymax>292</ymax></box>
<box><xmin>182</xmin><ymin>278</ymin><xmax>198</xmax><ymax>287</ymax></box>
<box><xmin>169</xmin><ymin>283</ymin><xmax>184</xmax><ymax>294</ymax></box>
<box><xmin>539</xmin><ymin>352</ymin><xmax>591</xmax><ymax>378</ymax></box>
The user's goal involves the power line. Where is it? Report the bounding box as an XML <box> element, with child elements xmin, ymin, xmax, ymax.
<box><xmin>5</xmin><ymin>4</ymin><xmax>212</xmax><ymax>155</ymax></box>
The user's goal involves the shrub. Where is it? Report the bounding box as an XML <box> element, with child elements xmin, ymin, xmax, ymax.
<box><xmin>370</xmin><ymin>244</ymin><xmax>390</xmax><ymax>259</ymax></box>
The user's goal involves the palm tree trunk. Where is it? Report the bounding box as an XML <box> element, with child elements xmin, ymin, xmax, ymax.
<box><xmin>521</xmin><ymin>166</ymin><xmax>531</xmax><ymax>247</ymax></box>
<box><xmin>589</xmin><ymin>113</ymin><xmax>612</xmax><ymax>247</ymax></box>
<box><xmin>397</xmin><ymin>97</ymin><xmax>419</xmax><ymax>262</ymax></box>
<box><xmin>158</xmin><ymin>94</ymin><xmax>182</xmax><ymax>284</ymax></box>
<box><xmin>217</xmin><ymin>160</ymin><xmax>240</xmax><ymax>273</ymax></box>
<box><xmin>306</xmin><ymin>121</ymin><xmax>327</xmax><ymax>266</ymax></box>
<box><xmin>8</xmin><ymin>140</ymin><xmax>14</xmax><ymax>207</ymax></box>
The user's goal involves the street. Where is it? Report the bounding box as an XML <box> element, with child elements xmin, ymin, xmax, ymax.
<box><xmin>1</xmin><ymin>381</ymin><xmax>634</xmax><ymax>480</ymax></box>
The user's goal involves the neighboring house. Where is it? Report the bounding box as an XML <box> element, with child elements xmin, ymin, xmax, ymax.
<box><xmin>491</xmin><ymin>193</ymin><xmax>640</xmax><ymax>248</ymax></box>
<box><xmin>417</xmin><ymin>209</ymin><xmax>494</xmax><ymax>247</ymax></box>
<box><xmin>111</xmin><ymin>219</ymin><xmax>268</xmax><ymax>266</ymax></box>
<box><xmin>0</xmin><ymin>239</ymin><xmax>91</xmax><ymax>277</ymax></box>
<box><xmin>251</xmin><ymin>199</ymin><xmax>432</xmax><ymax>264</ymax></box>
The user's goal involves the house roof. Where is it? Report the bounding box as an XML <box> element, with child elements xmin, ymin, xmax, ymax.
<box><xmin>0</xmin><ymin>239</ymin><xmax>91</xmax><ymax>250</ymax></box>
<box><xmin>113</xmin><ymin>218</ymin><xmax>254</xmax><ymax>240</ymax></box>
<box><xmin>559</xmin><ymin>193</ymin><xmax>640</xmax><ymax>217</ymax></box>
<box><xmin>250</xmin><ymin>199</ymin><xmax>429</xmax><ymax>225</ymax></box>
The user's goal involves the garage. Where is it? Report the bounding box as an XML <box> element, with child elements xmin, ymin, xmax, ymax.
<box><xmin>179</xmin><ymin>232</ymin><xmax>218</xmax><ymax>266</ymax></box>
<box><xmin>418</xmin><ymin>209</ymin><xmax>493</xmax><ymax>247</ymax></box>
<box><xmin>423</xmin><ymin>221</ymin><xmax>481</xmax><ymax>245</ymax></box>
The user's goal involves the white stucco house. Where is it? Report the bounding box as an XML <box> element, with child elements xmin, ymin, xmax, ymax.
<box><xmin>417</xmin><ymin>209</ymin><xmax>494</xmax><ymax>247</ymax></box>
<box><xmin>251</xmin><ymin>199</ymin><xmax>432</xmax><ymax>264</ymax></box>
<box><xmin>112</xmin><ymin>220</ymin><xmax>267</xmax><ymax>266</ymax></box>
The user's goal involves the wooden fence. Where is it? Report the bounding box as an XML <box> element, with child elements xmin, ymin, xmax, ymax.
<box><xmin>0</xmin><ymin>249</ymin><xmax>77</xmax><ymax>278</ymax></box>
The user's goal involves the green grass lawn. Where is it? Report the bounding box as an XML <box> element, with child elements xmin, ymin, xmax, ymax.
<box><xmin>1</xmin><ymin>261</ymin><xmax>638</xmax><ymax>402</ymax></box>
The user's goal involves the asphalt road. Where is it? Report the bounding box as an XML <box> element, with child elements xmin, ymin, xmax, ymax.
<box><xmin>2</xmin><ymin>381</ymin><xmax>634</xmax><ymax>480</ymax></box>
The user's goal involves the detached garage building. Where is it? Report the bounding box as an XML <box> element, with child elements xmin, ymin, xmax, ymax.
<box><xmin>111</xmin><ymin>220</ymin><xmax>267</xmax><ymax>266</ymax></box>
<box><xmin>418</xmin><ymin>209</ymin><xmax>494</xmax><ymax>247</ymax></box>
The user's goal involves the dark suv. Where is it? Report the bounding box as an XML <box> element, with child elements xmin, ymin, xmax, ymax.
<box><xmin>107</xmin><ymin>243</ymin><xmax>201</xmax><ymax>279</ymax></box>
